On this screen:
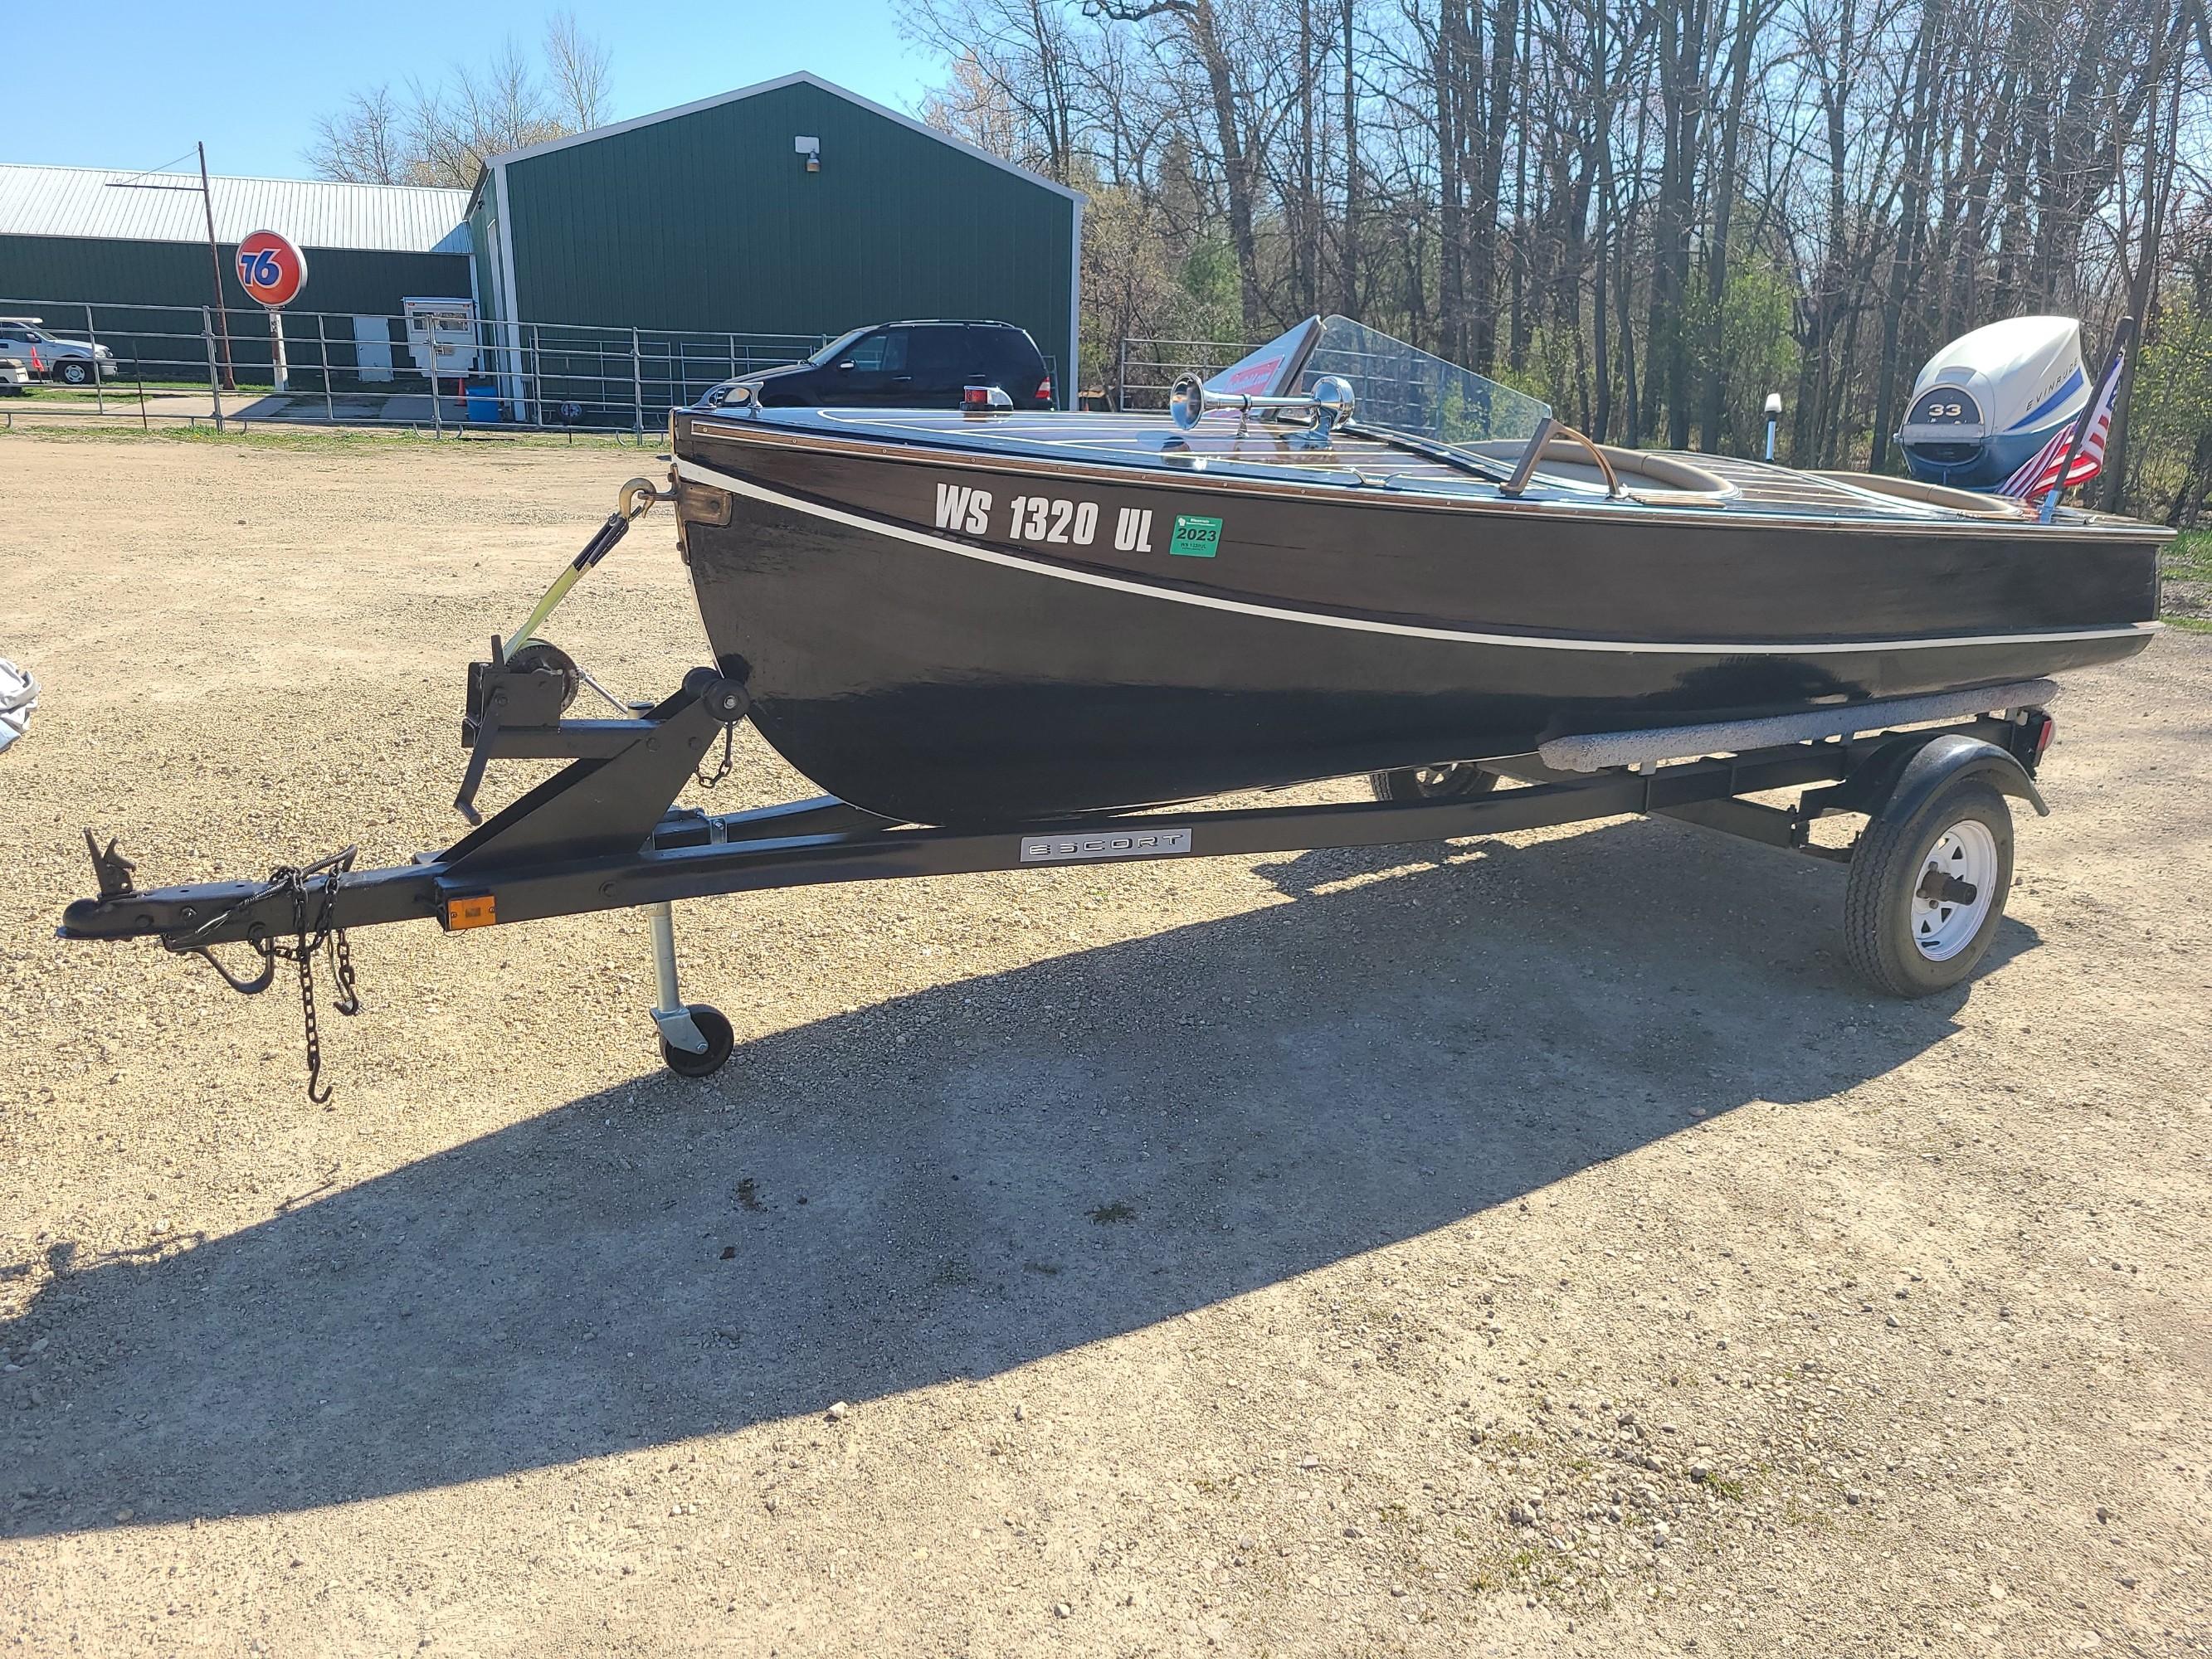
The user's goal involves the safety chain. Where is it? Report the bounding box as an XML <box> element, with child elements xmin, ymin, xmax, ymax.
<box><xmin>261</xmin><ymin>854</ymin><xmax>363</xmax><ymax>1103</ymax></box>
<box><xmin>694</xmin><ymin>720</ymin><xmax>738</xmax><ymax>791</ymax></box>
<box><xmin>162</xmin><ymin>847</ymin><xmax>362</xmax><ymax>1102</ymax></box>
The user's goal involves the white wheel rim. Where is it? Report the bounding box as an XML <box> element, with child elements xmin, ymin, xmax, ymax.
<box><xmin>1910</xmin><ymin>819</ymin><xmax>1999</xmax><ymax>961</ymax></box>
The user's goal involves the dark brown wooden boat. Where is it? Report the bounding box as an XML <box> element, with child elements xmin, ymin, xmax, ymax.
<box><xmin>669</xmin><ymin>318</ymin><xmax>2164</xmax><ymax>825</ymax></box>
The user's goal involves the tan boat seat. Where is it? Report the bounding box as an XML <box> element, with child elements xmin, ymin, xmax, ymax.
<box><xmin>1808</xmin><ymin>471</ymin><xmax>2032</xmax><ymax>519</ymax></box>
<box><xmin>1465</xmin><ymin>437</ymin><xmax>1734</xmax><ymax>501</ymax></box>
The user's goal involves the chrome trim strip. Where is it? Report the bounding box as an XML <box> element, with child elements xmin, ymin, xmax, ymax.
<box><xmin>681</xmin><ymin>417</ymin><xmax>2174</xmax><ymax>541</ymax></box>
<box><xmin>675</xmin><ymin>457</ymin><xmax>2164</xmax><ymax>658</ymax></box>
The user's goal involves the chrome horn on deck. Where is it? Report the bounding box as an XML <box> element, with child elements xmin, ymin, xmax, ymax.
<box><xmin>1169</xmin><ymin>372</ymin><xmax>1357</xmax><ymax>440</ymax></box>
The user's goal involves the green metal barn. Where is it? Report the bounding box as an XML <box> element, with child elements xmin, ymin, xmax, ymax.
<box><xmin>466</xmin><ymin>71</ymin><xmax>1084</xmax><ymax>414</ymax></box>
<box><xmin>0</xmin><ymin>72</ymin><xmax>1081</xmax><ymax>415</ymax></box>
<box><xmin>0</xmin><ymin>164</ymin><xmax>472</xmax><ymax>384</ymax></box>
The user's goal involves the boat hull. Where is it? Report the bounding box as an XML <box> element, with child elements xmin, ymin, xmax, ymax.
<box><xmin>673</xmin><ymin>419</ymin><xmax>2161</xmax><ymax>825</ymax></box>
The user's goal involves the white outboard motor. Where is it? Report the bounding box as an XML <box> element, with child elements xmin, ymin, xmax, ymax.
<box><xmin>1898</xmin><ymin>316</ymin><xmax>2088</xmax><ymax>491</ymax></box>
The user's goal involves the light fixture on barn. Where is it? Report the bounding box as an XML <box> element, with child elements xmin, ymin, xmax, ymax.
<box><xmin>794</xmin><ymin>135</ymin><xmax>821</xmax><ymax>173</ymax></box>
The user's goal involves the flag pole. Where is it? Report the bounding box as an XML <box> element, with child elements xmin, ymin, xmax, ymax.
<box><xmin>2039</xmin><ymin>316</ymin><xmax>2135</xmax><ymax>524</ymax></box>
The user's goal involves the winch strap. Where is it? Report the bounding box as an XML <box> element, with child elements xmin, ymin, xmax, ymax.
<box><xmin>507</xmin><ymin>477</ymin><xmax>665</xmax><ymax>652</ymax></box>
<box><xmin>508</xmin><ymin>512</ymin><xmax>629</xmax><ymax>651</ymax></box>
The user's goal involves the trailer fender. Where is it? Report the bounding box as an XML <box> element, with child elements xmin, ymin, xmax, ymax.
<box><xmin>1846</xmin><ymin>732</ymin><xmax>2049</xmax><ymax>825</ymax></box>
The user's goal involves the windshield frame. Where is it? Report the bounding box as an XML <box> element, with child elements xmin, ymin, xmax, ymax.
<box><xmin>805</xmin><ymin>327</ymin><xmax>875</xmax><ymax>368</ymax></box>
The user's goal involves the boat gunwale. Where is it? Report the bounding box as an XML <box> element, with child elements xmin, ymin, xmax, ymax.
<box><xmin>680</xmin><ymin>412</ymin><xmax>2176</xmax><ymax>543</ymax></box>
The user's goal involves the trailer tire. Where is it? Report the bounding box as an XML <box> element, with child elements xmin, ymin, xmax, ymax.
<box><xmin>660</xmin><ymin>1004</ymin><xmax>734</xmax><ymax>1077</ymax></box>
<box><xmin>1844</xmin><ymin>778</ymin><xmax>2013</xmax><ymax>997</ymax></box>
<box><xmin>1370</xmin><ymin>762</ymin><xmax>1495</xmax><ymax>802</ymax></box>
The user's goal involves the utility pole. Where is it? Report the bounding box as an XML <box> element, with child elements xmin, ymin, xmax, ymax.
<box><xmin>197</xmin><ymin>144</ymin><xmax>235</xmax><ymax>390</ymax></box>
<box><xmin>105</xmin><ymin>144</ymin><xmax>236</xmax><ymax>389</ymax></box>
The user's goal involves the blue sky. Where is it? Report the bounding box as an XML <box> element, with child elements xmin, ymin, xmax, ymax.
<box><xmin>0</xmin><ymin>2</ymin><xmax>944</xmax><ymax>178</ymax></box>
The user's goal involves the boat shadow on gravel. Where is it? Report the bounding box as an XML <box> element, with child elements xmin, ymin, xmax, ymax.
<box><xmin>3</xmin><ymin>816</ymin><xmax>2037</xmax><ymax>1537</ymax></box>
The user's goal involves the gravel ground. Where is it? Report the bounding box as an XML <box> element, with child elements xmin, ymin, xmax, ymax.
<box><xmin>2161</xmin><ymin>536</ymin><xmax>2210</xmax><ymax>626</ymax></box>
<box><xmin>2</xmin><ymin>432</ymin><xmax>2208</xmax><ymax>1657</ymax></box>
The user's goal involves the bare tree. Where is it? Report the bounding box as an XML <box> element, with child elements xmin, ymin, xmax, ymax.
<box><xmin>1084</xmin><ymin>0</ymin><xmax>1284</xmax><ymax>330</ymax></box>
<box><xmin>305</xmin><ymin>16</ymin><xmax>612</xmax><ymax>188</ymax></box>
<box><xmin>894</xmin><ymin>0</ymin><xmax>2206</xmax><ymax>506</ymax></box>
<box><xmin>305</xmin><ymin>86</ymin><xmax>407</xmax><ymax>185</ymax></box>
<box><xmin>904</xmin><ymin>0</ymin><xmax>1091</xmax><ymax>178</ymax></box>
<box><xmin>545</xmin><ymin>9</ymin><xmax>614</xmax><ymax>132</ymax></box>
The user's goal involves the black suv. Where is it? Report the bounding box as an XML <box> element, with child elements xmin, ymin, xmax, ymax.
<box><xmin>715</xmin><ymin>320</ymin><xmax>1055</xmax><ymax>410</ymax></box>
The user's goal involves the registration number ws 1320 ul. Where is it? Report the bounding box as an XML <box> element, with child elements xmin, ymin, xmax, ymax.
<box><xmin>934</xmin><ymin>483</ymin><xmax>1200</xmax><ymax>556</ymax></box>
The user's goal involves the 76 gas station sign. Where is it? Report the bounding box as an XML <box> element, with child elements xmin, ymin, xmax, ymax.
<box><xmin>235</xmin><ymin>229</ymin><xmax>308</xmax><ymax>309</ymax></box>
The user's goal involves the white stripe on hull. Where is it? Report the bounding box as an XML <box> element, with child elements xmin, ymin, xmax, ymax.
<box><xmin>675</xmin><ymin>457</ymin><xmax>2162</xmax><ymax>660</ymax></box>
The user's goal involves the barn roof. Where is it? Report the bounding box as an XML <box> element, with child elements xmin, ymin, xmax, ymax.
<box><xmin>480</xmin><ymin>70</ymin><xmax>1084</xmax><ymax>204</ymax></box>
<box><xmin>0</xmin><ymin>163</ymin><xmax>470</xmax><ymax>254</ymax></box>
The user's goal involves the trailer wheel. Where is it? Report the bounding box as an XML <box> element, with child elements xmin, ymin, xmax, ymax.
<box><xmin>660</xmin><ymin>1004</ymin><xmax>734</xmax><ymax>1077</ymax></box>
<box><xmin>1843</xmin><ymin>778</ymin><xmax>2014</xmax><ymax>996</ymax></box>
<box><xmin>1370</xmin><ymin>762</ymin><xmax>1495</xmax><ymax>802</ymax></box>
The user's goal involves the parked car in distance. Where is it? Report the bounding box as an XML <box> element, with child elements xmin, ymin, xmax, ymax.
<box><xmin>0</xmin><ymin>333</ymin><xmax>42</xmax><ymax>383</ymax></box>
<box><xmin>709</xmin><ymin>321</ymin><xmax>1055</xmax><ymax>411</ymax></box>
<box><xmin>0</xmin><ymin>317</ymin><xmax>121</xmax><ymax>384</ymax></box>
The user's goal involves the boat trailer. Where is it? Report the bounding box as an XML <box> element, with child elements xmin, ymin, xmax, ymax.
<box><xmin>58</xmin><ymin>484</ymin><xmax>2062</xmax><ymax>1096</ymax></box>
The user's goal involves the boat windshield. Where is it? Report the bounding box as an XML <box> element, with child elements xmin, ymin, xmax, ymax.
<box><xmin>1293</xmin><ymin>316</ymin><xmax>1552</xmax><ymax>446</ymax></box>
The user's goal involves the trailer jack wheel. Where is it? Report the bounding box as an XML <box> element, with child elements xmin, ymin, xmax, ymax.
<box><xmin>659</xmin><ymin>1004</ymin><xmax>734</xmax><ymax>1077</ymax></box>
<box><xmin>646</xmin><ymin>898</ymin><xmax>734</xmax><ymax>1076</ymax></box>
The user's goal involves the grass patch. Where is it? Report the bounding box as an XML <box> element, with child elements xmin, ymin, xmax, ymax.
<box><xmin>0</xmin><ymin>415</ymin><xmax>660</xmax><ymax>454</ymax></box>
<box><xmin>2159</xmin><ymin>528</ymin><xmax>2211</xmax><ymax>630</ymax></box>
<box><xmin>29</xmin><ymin>379</ymin><xmax>214</xmax><ymax>398</ymax></box>
<box><xmin>1499</xmin><ymin>1544</ymin><xmax>1567</xmax><ymax>1592</ymax></box>
<box><xmin>2161</xmin><ymin>528</ymin><xmax>2212</xmax><ymax>579</ymax></box>
<box><xmin>1780</xmin><ymin>1494</ymin><xmax>1835</xmax><ymax>1531</ymax></box>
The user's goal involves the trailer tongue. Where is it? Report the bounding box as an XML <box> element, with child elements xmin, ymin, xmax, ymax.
<box><xmin>61</xmin><ymin>479</ymin><xmax>2063</xmax><ymax>1098</ymax></box>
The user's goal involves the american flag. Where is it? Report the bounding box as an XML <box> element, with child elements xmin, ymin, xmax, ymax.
<box><xmin>2000</xmin><ymin>345</ymin><xmax>2126</xmax><ymax>500</ymax></box>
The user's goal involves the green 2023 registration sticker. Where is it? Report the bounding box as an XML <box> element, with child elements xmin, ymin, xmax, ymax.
<box><xmin>1170</xmin><ymin>514</ymin><xmax>1223</xmax><ymax>557</ymax></box>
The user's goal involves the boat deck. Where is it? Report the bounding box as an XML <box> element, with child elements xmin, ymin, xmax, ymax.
<box><xmin>731</xmin><ymin>407</ymin><xmax>2024</xmax><ymax>524</ymax></box>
